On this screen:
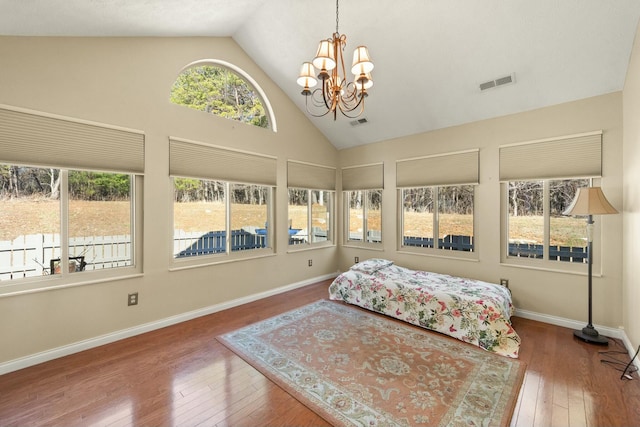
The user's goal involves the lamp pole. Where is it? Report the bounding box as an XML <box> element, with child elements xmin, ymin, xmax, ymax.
<box><xmin>563</xmin><ymin>187</ymin><xmax>617</xmax><ymax>345</ymax></box>
<box><xmin>573</xmin><ymin>214</ymin><xmax>608</xmax><ymax>344</ymax></box>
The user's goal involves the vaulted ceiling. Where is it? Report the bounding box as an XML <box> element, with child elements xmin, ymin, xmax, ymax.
<box><xmin>1</xmin><ymin>0</ymin><xmax>639</xmax><ymax>150</ymax></box>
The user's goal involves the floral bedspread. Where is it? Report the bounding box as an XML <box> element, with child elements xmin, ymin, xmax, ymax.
<box><xmin>328</xmin><ymin>259</ymin><xmax>521</xmax><ymax>358</ymax></box>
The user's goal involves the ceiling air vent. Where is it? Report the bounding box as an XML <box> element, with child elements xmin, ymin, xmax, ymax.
<box><xmin>350</xmin><ymin>118</ymin><xmax>369</xmax><ymax>126</ymax></box>
<box><xmin>479</xmin><ymin>73</ymin><xmax>516</xmax><ymax>91</ymax></box>
<box><xmin>479</xmin><ymin>80</ymin><xmax>496</xmax><ymax>91</ymax></box>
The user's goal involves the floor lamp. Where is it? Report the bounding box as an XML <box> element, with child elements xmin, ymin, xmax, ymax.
<box><xmin>563</xmin><ymin>187</ymin><xmax>618</xmax><ymax>345</ymax></box>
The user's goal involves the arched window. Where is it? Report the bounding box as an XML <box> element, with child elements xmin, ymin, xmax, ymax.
<box><xmin>170</xmin><ymin>60</ymin><xmax>276</xmax><ymax>131</ymax></box>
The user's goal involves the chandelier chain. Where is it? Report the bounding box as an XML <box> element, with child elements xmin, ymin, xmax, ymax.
<box><xmin>335</xmin><ymin>0</ymin><xmax>339</xmax><ymax>34</ymax></box>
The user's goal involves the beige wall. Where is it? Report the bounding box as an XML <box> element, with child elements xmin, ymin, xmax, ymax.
<box><xmin>623</xmin><ymin>24</ymin><xmax>640</xmax><ymax>350</ymax></box>
<box><xmin>0</xmin><ymin>37</ymin><xmax>339</xmax><ymax>365</ymax></box>
<box><xmin>338</xmin><ymin>92</ymin><xmax>624</xmax><ymax>328</ymax></box>
<box><xmin>0</xmin><ymin>35</ymin><xmax>632</xmax><ymax>369</ymax></box>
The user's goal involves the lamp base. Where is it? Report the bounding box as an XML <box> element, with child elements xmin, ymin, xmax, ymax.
<box><xmin>574</xmin><ymin>326</ymin><xmax>608</xmax><ymax>345</ymax></box>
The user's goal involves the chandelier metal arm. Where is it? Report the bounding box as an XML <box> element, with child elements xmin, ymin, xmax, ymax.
<box><xmin>304</xmin><ymin>81</ymin><xmax>367</xmax><ymax>119</ymax></box>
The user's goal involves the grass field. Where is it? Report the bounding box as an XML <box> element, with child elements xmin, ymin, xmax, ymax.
<box><xmin>1</xmin><ymin>199</ymin><xmax>587</xmax><ymax>247</ymax></box>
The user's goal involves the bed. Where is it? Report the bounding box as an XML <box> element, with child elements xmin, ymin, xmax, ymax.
<box><xmin>328</xmin><ymin>259</ymin><xmax>521</xmax><ymax>358</ymax></box>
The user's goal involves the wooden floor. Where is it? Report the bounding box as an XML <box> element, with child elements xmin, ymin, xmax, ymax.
<box><xmin>1</xmin><ymin>279</ymin><xmax>639</xmax><ymax>427</ymax></box>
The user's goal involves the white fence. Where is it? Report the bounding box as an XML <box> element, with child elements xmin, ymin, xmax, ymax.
<box><xmin>2</xmin><ymin>228</ymin><xmax>325</xmax><ymax>281</ymax></box>
<box><xmin>173</xmin><ymin>230</ymin><xmax>217</xmax><ymax>256</ymax></box>
<box><xmin>0</xmin><ymin>234</ymin><xmax>132</xmax><ymax>280</ymax></box>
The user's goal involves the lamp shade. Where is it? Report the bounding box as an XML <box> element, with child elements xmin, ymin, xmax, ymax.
<box><xmin>313</xmin><ymin>39</ymin><xmax>336</xmax><ymax>71</ymax></box>
<box><xmin>360</xmin><ymin>72</ymin><xmax>373</xmax><ymax>90</ymax></box>
<box><xmin>563</xmin><ymin>187</ymin><xmax>618</xmax><ymax>216</ymax></box>
<box><xmin>296</xmin><ymin>62</ymin><xmax>318</xmax><ymax>88</ymax></box>
<box><xmin>351</xmin><ymin>46</ymin><xmax>374</xmax><ymax>75</ymax></box>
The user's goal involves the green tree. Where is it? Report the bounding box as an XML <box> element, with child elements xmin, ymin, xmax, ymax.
<box><xmin>174</xmin><ymin>178</ymin><xmax>202</xmax><ymax>202</ymax></box>
<box><xmin>68</xmin><ymin>171</ymin><xmax>130</xmax><ymax>201</ymax></box>
<box><xmin>170</xmin><ymin>65</ymin><xmax>268</xmax><ymax>128</ymax></box>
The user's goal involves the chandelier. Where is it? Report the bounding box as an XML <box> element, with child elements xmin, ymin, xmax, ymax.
<box><xmin>296</xmin><ymin>0</ymin><xmax>374</xmax><ymax>120</ymax></box>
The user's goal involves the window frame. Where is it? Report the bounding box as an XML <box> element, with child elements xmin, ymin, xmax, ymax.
<box><xmin>171</xmin><ymin>59</ymin><xmax>277</xmax><ymax>133</ymax></box>
<box><xmin>342</xmin><ymin>189</ymin><xmax>383</xmax><ymax>249</ymax></box>
<box><xmin>0</xmin><ymin>165</ymin><xmax>143</xmax><ymax>296</ymax></box>
<box><xmin>397</xmin><ymin>185</ymin><xmax>477</xmax><ymax>260</ymax></box>
<box><xmin>170</xmin><ymin>178</ymin><xmax>275</xmax><ymax>270</ymax></box>
<box><xmin>287</xmin><ymin>188</ymin><xmax>335</xmax><ymax>251</ymax></box>
<box><xmin>500</xmin><ymin>178</ymin><xmax>602</xmax><ymax>274</ymax></box>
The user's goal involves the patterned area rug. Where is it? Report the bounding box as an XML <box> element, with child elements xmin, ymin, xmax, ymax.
<box><xmin>218</xmin><ymin>300</ymin><xmax>525</xmax><ymax>427</ymax></box>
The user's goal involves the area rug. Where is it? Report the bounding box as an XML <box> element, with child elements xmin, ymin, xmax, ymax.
<box><xmin>217</xmin><ymin>300</ymin><xmax>525</xmax><ymax>427</ymax></box>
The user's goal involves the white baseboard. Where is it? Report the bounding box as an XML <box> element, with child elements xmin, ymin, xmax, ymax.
<box><xmin>515</xmin><ymin>308</ymin><xmax>640</xmax><ymax>374</ymax></box>
<box><xmin>0</xmin><ymin>272</ymin><xmax>339</xmax><ymax>375</ymax></box>
<box><xmin>514</xmin><ymin>308</ymin><xmax>625</xmax><ymax>339</ymax></box>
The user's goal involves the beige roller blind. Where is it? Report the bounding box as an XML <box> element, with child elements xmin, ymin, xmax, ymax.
<box><xmin>287</xmin><ymin>160</ymin><xmax>336</xmax><ymax>190</ymax></box>
<box><xmin>342</xmin><ymin>163</ymin><xmax>384</xmax><ymax>191</ymax></box>
<box><xmin>169</xmin><ymin>137</ymin><xmax>277</xmax><ymax>186</ymax></box>
<box><xmin>396</xmin><ymin>149</ymin><xmax>479</xmax><ymax>188</ymax></box>
<box><xmin>499</xmin><ymin>131</ymin><xmax>602</xmax><ymax>181</ymax></box>
<box><xmin>0</xmin><ymin>105</ymin><xmax>144</xmax><ymax>173</ymax></box>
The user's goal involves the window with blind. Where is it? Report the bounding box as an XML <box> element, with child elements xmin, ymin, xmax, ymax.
<box><xmin>170</xmin><ymin>137</ymin><xmax>275</xmax><ymax>263</ymax></box>
<box><xmin>0</xmin><ymin>105</ymin><xmax>144</xmax><ymax>290</ymax></box>
<box><xmin>287</xmin><ymin>161</ymin><xmax>336</xmax><ymax>248</ymax></box>
<box><xmin>397</xmin><ymin>150</ymin><xmax>478</xmax><ymax>255</ymax></box>
<box><xmin>500</xmin><ymin>131</ymin><xmax>602</xmax><ymax>269</ymax></box>
<box><xmin>342</xmin><ymin>163</ymin><xmax>384</xmax><ymax>246</ymax></box>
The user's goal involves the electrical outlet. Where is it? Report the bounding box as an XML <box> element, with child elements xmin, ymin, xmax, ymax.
<box><xmin>500</xmin><ymin>279</ymin><xmax>509</xmax><ymax>288</ymax></box>
<box><xmin>308</xmin><ymin>259</ymin><xmax>312</xmax><ymax>267</ymax></box>
<box><xmin>355</xmin><ymin>256</ymin><xmax>359</xmax><ymax>263</ymax></box>
<box><xmin>128</xmin><ymin>292</ymin><xmax>139</xmax><ymax>306</ymax></box>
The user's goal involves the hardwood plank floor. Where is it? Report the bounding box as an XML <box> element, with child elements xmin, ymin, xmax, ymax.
<box><xmin>1</xmin><ymin>279</ymin><xmax>639</xmax><ymax>426</ymax></box>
